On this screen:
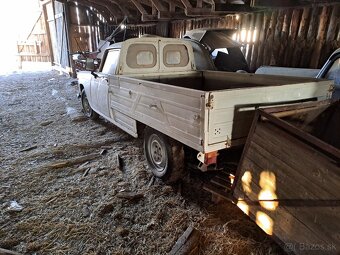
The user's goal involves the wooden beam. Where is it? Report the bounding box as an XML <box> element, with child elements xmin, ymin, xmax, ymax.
<box><xmin>249</xmin><ymin>0</ymin><xmax>335</xmax><ymax>7</ymax></box>
<box><xmin>214</xmin><ymin>3</ymin><xmax>260</xmax><ymax>12</ymax></box>
<box><xmin>131</xmin><ymin>0</ymin><xmax>186</xmax><ymax>21</ymax></box>
<box><xmin>180</xmin><ymin>0</ymin><xmax>212</xmax><ymax>16</ymax></box>
<box><xmin>75</xmin><ymin>0</ymin><xmax>126</xmax><ymax>21</ymax></box>
<box><xmin>64</xmin><ymin>1</ymin><xmax>76</xmax><ymax>77</ymax></box>
<box><xmin>168</xmin><ymin>0</ymin><xmax>185</xmax><ymax>9</ymax></box>
<box><xmin>42</xmin><ymin>3</ymin><xmax>54</xmax><ymax>65</ymax></box>
<box><xmin>169</xmin><ymin>1</ymin><xmax>176</xmax><ymax>12</ymax></box>
<box><xmin>151</xmin><ymin>0</ymin><xmax>171</xmax><ymax>19</ymax></box>
<box><xmin>150</xmin><ymin>0</ymin><xmax>167</xmax><ymax>12</ymax></box>
<box><xmin>169</xmin><ymin>226</ymin><xmax>201</xmax><ymax>255</ymax></box>
<box><xmin>109</xmin><ymin>0</ymin><xmax>130</xmax><ymax>16</ymax></box>
<box><xmin>0</xmin><ymin>248</ymin><xmax>23</xmax><ymax>255</ymax></box>
<box><xmin>40</xmin><ymin>0</ymin><xmax>52</xmax><ymax>6</ymax></box>
<box><xmin>203</xmin><ymin>0</ymin><xmax>215</xmax><ymax>10</ymax></box>
<box><xmin>95</xmin><ymin>0</ymin><xmax>124</xmax><ymax>18</ymax></box>
<box><xmin>130</xmin><ymin>0</ymin><xmax>158</xmax><ymax>21</ymax></box>
<box><xmin>131</xmin><ymin>0</ymin><xmax>149</xmax><ymax>15</ymax></box>
<box><xmin>181</xmin><ymin>0</ymin><xmax>254</xmax><ymax>16</ymax></box>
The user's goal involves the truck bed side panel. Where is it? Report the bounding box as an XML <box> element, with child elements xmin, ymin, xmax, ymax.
<box><xmin>109</xmin><ymin>76</ymin><xmax>205</xmax><ymax>151</ymax></box>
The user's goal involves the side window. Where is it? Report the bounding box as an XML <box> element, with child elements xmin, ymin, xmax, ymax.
<box><xmin>126</xmin><ymin>44</ymin><xmax>156</xmax><ymax>68</ymax></box>
<box><xmin>163</xmin><ymin>44</ymin><xmax>189</xmax><ymax>67</ymax></box>
<box><xmin>101</xmin><ymin>50</ymin><xmax>120</xmax><ymax>74</ymax></box>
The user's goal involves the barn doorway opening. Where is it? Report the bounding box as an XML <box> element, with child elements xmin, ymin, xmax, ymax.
<box><xmin>0</xmin><ymin>0</ymin><xmax>52</xmax><ymax>74</ymax></box>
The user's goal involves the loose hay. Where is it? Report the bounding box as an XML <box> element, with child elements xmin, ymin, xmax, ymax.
<box><xmin>0</xmin><ymin>71</ymin><xmax>283</xmax><ymax>254</ymax></box>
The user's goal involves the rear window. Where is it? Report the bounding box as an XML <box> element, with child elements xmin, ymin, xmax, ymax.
<box><xmin>163</xmin><ymin>44</ymin><xmax>189</xmax><ymax>67</ymax></box>
<box><xmin>126</xmin><ymin>44</ymin><xmax>156</xmax><ymax>68</ymax></box>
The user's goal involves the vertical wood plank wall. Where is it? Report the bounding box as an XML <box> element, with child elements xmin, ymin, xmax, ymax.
<box><xmin>48</xmin><ymin>2</ymin><xmax>340</xmax><ymax>73</ymax></box>
<box><xmin>67</xmin><ymin>4</ymin><xmax>157</xmax><ymax>54</ymax></box>
<box><xmin>169</xmin><ymin>4</ymin><xmax>340</xmax><ymax>71</ymax></box>
<box><xmin>16</xmin><ymin>11</ymin><xmax>52</xmax><ymax>63</ymax></box>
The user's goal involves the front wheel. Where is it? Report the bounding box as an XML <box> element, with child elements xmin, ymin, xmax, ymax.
<box><xmin>143</xmin><ymin>127</ymin><xmax>185</xmax><ymax>183</ymax></box>
<box><xmin>81</xmin><ymin>89</ymin><xmax>99</xmax><ymax>120</ymax></box>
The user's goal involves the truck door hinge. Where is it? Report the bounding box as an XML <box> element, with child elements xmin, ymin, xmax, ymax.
<box><xmin>206</xmin><ymin>94</ymin><xmax>214</xmax><ymax>109</ymax></box>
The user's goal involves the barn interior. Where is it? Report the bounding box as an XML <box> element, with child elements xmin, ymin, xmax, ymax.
<box><xmin>0</xmin><ymin>0</ymin><xmax>339</xmax><ymax>254</ymax></box>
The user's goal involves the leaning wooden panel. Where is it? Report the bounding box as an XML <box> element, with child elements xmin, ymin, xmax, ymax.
<box><xmin>232</xmin><ymin>100</ymin><xmax>340</xmax><ymax>255</ymax></box>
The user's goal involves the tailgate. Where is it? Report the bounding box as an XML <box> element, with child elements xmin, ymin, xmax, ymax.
<box><xmin>204</xmin><ymin>80</ymin><xmax>332</xmax><ymax>152</ymax></box>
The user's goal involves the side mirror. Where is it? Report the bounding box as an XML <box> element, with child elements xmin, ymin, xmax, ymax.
<box><xmin>85</xmin><ymin>58</ymin><xmax>95</xmax><ymax>71</ymax></box>
<box><xmin>91</xmin><ymin>70</ymin><xmax>99</xmax><ymax>79</ymax></box>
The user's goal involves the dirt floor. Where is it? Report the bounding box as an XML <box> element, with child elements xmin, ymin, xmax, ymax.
<box><xmin>0</xmin><ymin>70</ymin><xmax>284</xmax><ymax>254</ymax></box>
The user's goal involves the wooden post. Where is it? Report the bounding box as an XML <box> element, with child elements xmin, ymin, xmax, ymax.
<box><xmin>277</xmin><ymin>10</ymin><xmax>292</xmax><ymax>66</ymax></box>
<box><xmin>256</xmin><ymin>11</ymin><xmax>271</xmax><ymax>68</ymax></box>
<box><xmin>169</xmin><ymin>226</ymin><xmax>201</xmax><ymax>255</ymax></box>
<box><xmin>291</xmin><ymin>7</ymin><xmax>310</xmax><ymax>67</ymax></box>
<box><xmin>263</xmin><ymin>10</ymin><xmax>278</xmax><ymax>65</ymax></box>
<box><xmin>241</xmin><ymin>14</ymin><xmax>250</xmax><ymax>57</ymax></box>
<box><xmin>0</xmin><ymin>248</ymin><xmax>23</xmax><ymax>255</ymax></box>
<box><xmin>246</xmin><ymin>13</ymin><xmax>256</xmax><ymax>67</ymax></box>
<box><xmin>271</xmin><ymin>9</ymin><xmax>285</xmax><ymax>65</ymax></box>
<box><xmin>64</xmin><ymin>1</ymin><xmax>76</xmax><ymax>77</ymax></box>
<box><xmin>250</xmin><ymin>13</ymin><xmax>263</xmax><ymax>71</ymax></box>
<box><xmin>311</xmin><ymin>6</ymin><xmax>331</xmax><ymax>68</ymax></box>
<box><xmin>283</xmin><ymin>8</ymin><xmax>301</xmax><ymax>66</ymax></box>
<box><xmin>300</xmin><ymin>6</ymin><xmax>319</xmax><ymax>67</ymax></box>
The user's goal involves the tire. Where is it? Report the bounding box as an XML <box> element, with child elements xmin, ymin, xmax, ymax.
<box><xmin>143</xmin><ymin>127</ymin><xmax>185</xmax><ymax>183</ymax></box>
<box><xmin>81</xmin><ymin>89</ymin><xmax>99</xmax><ymax>120</ymax></box>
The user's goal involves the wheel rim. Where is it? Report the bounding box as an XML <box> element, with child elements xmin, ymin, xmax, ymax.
<box><xmin>82</xmin><ymin>92</ymin><xmax>91</xmax><ymax>117</ymax></box>
<box><xmin>147</xmin><ymin>134</ymin><xmax>167</xmax><ymax>175</ymax></box>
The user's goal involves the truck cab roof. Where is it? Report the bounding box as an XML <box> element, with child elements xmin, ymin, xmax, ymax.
<box><xmin>100</xmin><ymin>37</ymin><xmax>210</xmax><ymax>75</ymax></box>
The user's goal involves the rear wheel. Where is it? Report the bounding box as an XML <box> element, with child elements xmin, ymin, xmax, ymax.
<box><xmin>81</xmin><ymin>89</ymin><xmax>99</xmax><ymax>120</ymax></box>
<box><xmin>143</xmin><ymin>127</ymin><xmax>185</xmax><ymax>183</ymax></box>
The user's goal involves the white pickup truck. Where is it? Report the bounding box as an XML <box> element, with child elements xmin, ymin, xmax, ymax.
<box><xmin>78</xmin><ymin>37</ymin><xmax>333</xmax><ymax>183</ymax></box>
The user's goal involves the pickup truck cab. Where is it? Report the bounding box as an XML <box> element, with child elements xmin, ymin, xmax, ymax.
<box><xmin>78</xmin><ymin>37</ymin><xmax>333</xmax><ymax>183</ymax></box>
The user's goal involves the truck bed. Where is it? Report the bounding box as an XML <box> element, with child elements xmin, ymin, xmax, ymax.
<box><xmin>131</xmin><ymin>70</ymin><xmax>325</xmax><ymax>91</ymax></box>
<box><xmin>110</xmin><ymin>71</ymin><xmax>332</xmax><ymax>153</ymax></box>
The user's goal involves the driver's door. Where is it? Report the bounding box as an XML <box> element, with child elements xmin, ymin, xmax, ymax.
<box><xmin>91</xmin><ymin>49</ymin><xmax>120</xmax><ymax>118</ymax></box>
<box><xmin>95</xmin><ymin>75</ymin><xmax>110</xmax><ymax>118</ymax></box>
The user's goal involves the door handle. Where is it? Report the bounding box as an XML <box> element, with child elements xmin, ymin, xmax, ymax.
<box><xmin>149</xmin><ymin>104</ymin><xmax>158</xmax><ymax>110</ymax></box>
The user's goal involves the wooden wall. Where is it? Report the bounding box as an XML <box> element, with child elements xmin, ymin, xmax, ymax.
<box><xmin>16</xmin><ymin>11</ymin><xmax>52</xmax><ymax>64</ymax></box>
<box><xmin>67</xmin><ymin>3</ymin><xmax>157</xmax><ymax>54</ymax></box>
<box><xmin>169</xmin><ymin>4</ymin><xmax>340</xmax><ymax>72</ymax></box>
<box><xmin>68</xmin><ymin>3</ymin><xmax>109</xmax><ymax>54</ymax></box>
<box><xmin>45</xmin><ymin>1</ymin><xmax>340</xmax><ymax>74</ymax></box>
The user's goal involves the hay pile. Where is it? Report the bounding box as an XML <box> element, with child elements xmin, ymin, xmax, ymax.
<box><xmin>0</xmin><ymin>71</ymin><xmax>283</xmax><ymax>254</ymax></box>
